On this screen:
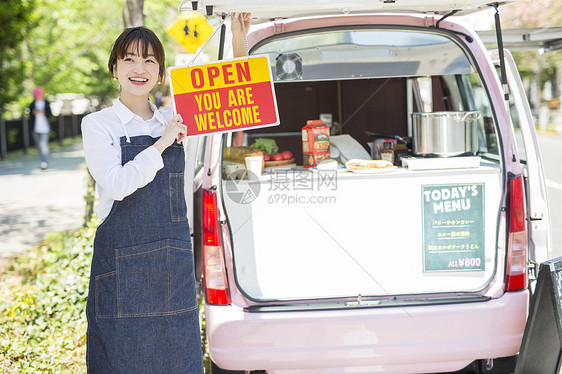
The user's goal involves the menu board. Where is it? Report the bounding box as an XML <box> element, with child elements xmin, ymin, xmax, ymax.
<box><xmin>515</xmin><ymin>258</ymin><xmax>562</xmax><ymax>374</ymax></box>
<box><xmin>421</xmin><ymin>183</ymin><xmax>485</xmax><ymax>272</ymax></box>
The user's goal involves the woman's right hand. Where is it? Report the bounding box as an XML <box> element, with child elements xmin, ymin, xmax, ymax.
<box><xmin>153</xmin><ymin>114</ymin><xmax>187</xmax><ymax>153</ymax></box>
<box><xmin>231</xmin><ymin>12</ymin><xmax>251</xmax><ymax>58</ymax></box>
<box><xmin>231</xmin><ymin>12</ymin><xmax>251</xmax><ymax>36</ymax></box>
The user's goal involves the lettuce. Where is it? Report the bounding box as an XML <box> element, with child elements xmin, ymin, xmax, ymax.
<box><xmin>250</xmin><ymin>138</ymin><xmax>278</xmax><ymax>155</ymax></box>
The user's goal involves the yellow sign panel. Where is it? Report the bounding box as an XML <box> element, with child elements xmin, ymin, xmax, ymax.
<box><xmin>169</xmin><ymin>57</ymin><xmax>272</xmax><ymax>94</ymax></box>
<box><xmin>166</xmin><ymin>11</ymin><xmax>213</xmax><ymax>53</ymax></box>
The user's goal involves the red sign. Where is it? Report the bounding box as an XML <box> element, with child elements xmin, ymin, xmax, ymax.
<box><xmin>168</xmin><ymin>55</ymin><xmax>279</xmax><ymax>137</ymax></box>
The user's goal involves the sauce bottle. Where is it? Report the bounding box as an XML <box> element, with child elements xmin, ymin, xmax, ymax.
<box><xmin>380</xmin><ymin>142</ymin><xmax>395</xmax><ymax>164</ymax></box>
<box><xmin>393</xmin><ymin>142</ymin><xmax>409</xmax><ymax>166</ymax></box>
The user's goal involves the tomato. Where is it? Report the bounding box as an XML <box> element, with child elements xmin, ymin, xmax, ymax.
<box><xmin>272</xmin><ymin>153</ymin><xmax>283</xmax><ymax>161</ymax></box>
<box><xmin>281</xmin><ymin>150</ymin><xmax>293</xmax><ymax>160</ymax></box>
<box><xmin>263</xmin><ymin>154</ymin><xmax>271</xmax><ymax>161</ymax></box>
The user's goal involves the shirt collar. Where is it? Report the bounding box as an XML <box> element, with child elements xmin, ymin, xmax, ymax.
<box><xmin>112</xmin><ymin>98</ymin><xmax>167</xmax><ymax>127</ymax></box>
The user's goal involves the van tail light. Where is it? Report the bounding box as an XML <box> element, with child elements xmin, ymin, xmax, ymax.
<box><xmin>202</xmin><ymin>189</ymin><xmax>231</xmax><ymax>305</ymax></box>
<box><xmin>505</xmin><ymin>174</ymin><xmax>528</xmax><ymax>292</ymax></box>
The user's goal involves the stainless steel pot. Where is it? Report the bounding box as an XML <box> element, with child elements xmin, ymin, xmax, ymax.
<box><xmin>412</xmin><ymin>111</ymin><xmax>481</xmax><ymax>157</ymax></box>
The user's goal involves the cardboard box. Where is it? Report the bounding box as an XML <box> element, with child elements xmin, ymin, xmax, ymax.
<box><xmin>302</xmin><ymin>120</ymin><xmax>330</xmax><ymax>168</ymax></box>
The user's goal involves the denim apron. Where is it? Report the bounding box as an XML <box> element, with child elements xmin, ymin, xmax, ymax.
<box><xmin>86</xmin><ymin>135</ymin><xmax>204</xmax><ymax>374</ymax></box>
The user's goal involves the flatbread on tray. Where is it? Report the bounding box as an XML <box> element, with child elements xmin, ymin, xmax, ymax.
<box><xmin>345</xmin><ymin>159</ymin><xmax>395</xmax><ymax>174</ymax></box>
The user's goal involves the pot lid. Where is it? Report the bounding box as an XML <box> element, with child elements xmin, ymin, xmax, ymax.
<box><xmin>180</xmin><ymin>0</ymin><xmax>529</xmax><ymax>23</ymax></box>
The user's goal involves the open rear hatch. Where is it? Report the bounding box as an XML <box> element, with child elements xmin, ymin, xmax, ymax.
<box><xmin>213</xmin><ymin>10</ymin><xmax>512</xmax><ymax>303</ymax></box>
<box><xmin>190</xmin><ymin>0</ymin><xmax>528</xmax><ymax>305</ymax></box>
<box><xmin>181</xmin><ymin>0</ymin><xmax>529</xmax><ymax>22</ymax></box>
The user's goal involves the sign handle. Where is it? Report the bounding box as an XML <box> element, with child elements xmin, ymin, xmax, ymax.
<box><xmin>240</xmin><ymin>13</ymin><xmax>249</xmax><ymax>56</ymax></box>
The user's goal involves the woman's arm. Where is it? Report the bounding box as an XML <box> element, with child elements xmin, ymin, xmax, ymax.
<box><xmin>231</xmin><ymin>12</ymin><xmax>252</xmax><ymax>146</ymax></box>
<box><xmin>231</xmin><ymin>12</ymin><xmax>251</xmax><ymax>58</ymax></box>
<box><xmin>81</xmin><ymin>115</ymin><xmax>164</xmax><ymax>201</ymax></box>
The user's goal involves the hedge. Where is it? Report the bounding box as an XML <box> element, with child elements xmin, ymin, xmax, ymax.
<box><xmin>0</xmin><ymin>220</ymin><xmax>210</xmax><ymax>373</ymax></box>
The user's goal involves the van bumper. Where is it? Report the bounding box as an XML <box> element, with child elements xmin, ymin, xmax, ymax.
<box><xmin>205</xmin><ymin>291</ymin><xmax>528</xmax><ymax>373</ymax></box>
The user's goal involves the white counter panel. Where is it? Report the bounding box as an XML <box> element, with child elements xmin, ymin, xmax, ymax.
<box><xmin>223</xmin><ymin>163</ymin><xmax>502</xmax><ymax>300</ymax></box>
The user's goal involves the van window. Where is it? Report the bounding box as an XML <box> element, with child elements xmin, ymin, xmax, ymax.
<box><xmin>253</xmin><ymin>28</ymin><xmax>474</xmax><ymax>80</ymax></box>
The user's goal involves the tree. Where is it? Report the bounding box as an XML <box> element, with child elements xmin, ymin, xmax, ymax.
<box><xmin>0</xmin><ymin>0</ymin><xmax>36</xmax><ymax>116</ymax></box>
<box><xmin>3</xmin><ymin>0</ymin><xmax>195</xmax><ymax>117</ymax></box>
<box><xmin>20</xmin><ymin>0</ymin><xmax>179</xmax><ymax>111</ymax></box>
<box><xmin>23</xmin><ymin>0</ymin><xmax>123</xmax><ymax>110</ymax></box>
<box><xmin>124</xmin><ymin>0</ymin><xmax>145</xmax><ymax>28</ymax></box>
<box><xmin>500</xmin><ymin>0</ymin><xmax>562</xmax><ymax>102</ymax></box>
<box><xmin>501</xmin><ymin>0</ymin><xmax>562</xmax><ymax>28</ymax></box>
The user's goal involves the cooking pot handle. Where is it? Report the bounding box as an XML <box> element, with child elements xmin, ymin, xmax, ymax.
<box><xmin>456</xmin><ymin>112</ymin><xmax>483</xmax><ymax>122</ymax></box>
<box><xmin>364</xmin><ymin>131</ymin><xmax>406</xmax><ymax>143</ymax></box>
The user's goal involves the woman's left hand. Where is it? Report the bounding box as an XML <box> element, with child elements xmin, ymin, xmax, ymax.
<box><xmin>153</xmin><ymin>114</ymin><xmax>187</xmax><ymax>154</ymax></box>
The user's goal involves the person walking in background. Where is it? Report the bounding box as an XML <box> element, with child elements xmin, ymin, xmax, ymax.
<box><xmin>81</xmin><ymin>13</ymin><xmax>250</xmax><ymax>373</ymax></box>
<box><xmin>29</xmin><ymin>86</ymin><xmax>52</xmax><ymax>170</ymax></box>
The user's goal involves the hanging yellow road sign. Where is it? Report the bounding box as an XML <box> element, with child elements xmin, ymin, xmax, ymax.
<box><xmin>166</xmin><ymin>11</ymin><xmax>214</xmax><ymax>53</ymax></box>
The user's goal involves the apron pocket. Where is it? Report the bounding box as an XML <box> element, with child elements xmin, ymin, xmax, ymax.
<box><xmin>116</xmin><ymin>238</ymin><xmax>196</xmax><ymax>318</ymax></box>
<box><xmin>169</xmin><ymin>172</ymin><xmax>187</xmax><ymax>222</ymax></box>
<box><xmin>95</xmin><ymin>271</ymin><xmax>117</xmax><ymax>318</ymax></box>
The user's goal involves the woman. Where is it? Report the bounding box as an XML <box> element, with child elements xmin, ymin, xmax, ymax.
<box><xmin>82</xmin><ymin>14</ymin><xmax>251</xmax><ymax>373</ymax></box>
<box><xmin>29</xmin><ymin>86</ymin><xmax>52</xmax><ymax>170</ymax></box>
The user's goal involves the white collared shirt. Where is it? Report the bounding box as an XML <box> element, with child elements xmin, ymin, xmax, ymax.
<box><xmin>81</xmin><ymin>98</ymin><xmax>175</xmax><ymax>219</ymax></box>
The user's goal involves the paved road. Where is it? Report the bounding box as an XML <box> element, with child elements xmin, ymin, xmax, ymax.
<box><xmin>0</xmin><ymin>140</ymin><xmax>87</xmax><ymax>263</ymax></box>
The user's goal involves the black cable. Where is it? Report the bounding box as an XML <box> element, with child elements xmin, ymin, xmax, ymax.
<box><xmin>435</xmin><ymin>9</ymin><xmax>474</xmax><ymax>43</ymax></box>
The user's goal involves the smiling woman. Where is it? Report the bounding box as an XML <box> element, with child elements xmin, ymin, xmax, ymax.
<box><xmin>80</xmin><ymin>26</ymin><xmax>203</xmax><ymax>374</ymax></box>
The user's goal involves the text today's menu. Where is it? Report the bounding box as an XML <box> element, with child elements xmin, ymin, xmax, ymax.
<box><xmin>422</xmin><ymin>183</ymin><xmax>485</xmax><ymax>272</ymax></box>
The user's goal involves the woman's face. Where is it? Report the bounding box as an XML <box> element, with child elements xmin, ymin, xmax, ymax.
<box><xmin>114</xmin><ymin>43</ymin><xmax>160</xmax><ymax>99</ymax></box>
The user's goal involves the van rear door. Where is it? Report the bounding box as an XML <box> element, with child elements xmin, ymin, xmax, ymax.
<box><xmin>182</xmin><ymin>0</ymin><xmax>530</xmax><ymax>20</ymax></box>
<box><xmin>219</xmin><ymin>20</ymin><xmax>507</xmax><ymax>303</ymax></box>
<box><xmin>491</xmin><ymin>49</ymin><xmax>552</xmax><ymax>266</ymax></box>
<box><xmin>184</xmin><ymin>136</ymin><xmax>207</xmax><ymax>280</ymax></box>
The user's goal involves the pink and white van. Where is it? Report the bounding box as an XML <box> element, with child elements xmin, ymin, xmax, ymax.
<box><xmin>182</xmin><ymin>1</ymin><xmax>553</xmax><ymax>372</ymax></box>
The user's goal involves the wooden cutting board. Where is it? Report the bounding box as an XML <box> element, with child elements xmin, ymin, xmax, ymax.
<box><xmin>264</xmin><ymin>158</ymin><xmax>296</xmax><ymax>167</ymax></box>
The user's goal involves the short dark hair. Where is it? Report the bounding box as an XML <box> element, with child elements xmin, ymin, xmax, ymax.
<box><xmin>108</xmin><ymin>26</ymin><xmax>166</xmax><ymax>82</ymax></box>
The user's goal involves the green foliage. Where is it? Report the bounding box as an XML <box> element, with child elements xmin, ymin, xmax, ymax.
<box><xmin>0</xmin><ymin>221</ymin><xmax>97</xmax><ymax>373</ymax></box>
<box><xmin>2</xmin><ymin>0</ymin><xmax>184</xmax><ymax>117</ymax></box>
<box><xmin>0</xmin><ymin>0</ymin><xmax>36</xmax><ymax>111</ymax></box>
<box><xmin>501</xmin><ymin>0</ymin><xmax>562</xmax><ymax>100</ymax></box>
<box><xmin>25</xmin><ymin>0</ymin><xmax>124</xmax><ymax>110</ymax></box>
<box><xmin>0</xmin><ymin>216</ymin><xmax>210</xmax><ymax>372</ymax></box>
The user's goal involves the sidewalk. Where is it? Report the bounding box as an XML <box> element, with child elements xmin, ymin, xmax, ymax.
<box><xmin>0</xmin><ymin>139</ymin><xmax>88</xmax><ymax>263</ymax></box>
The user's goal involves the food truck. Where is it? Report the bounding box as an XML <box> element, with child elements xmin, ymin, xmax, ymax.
<box><xmin>178</xmin><ymin>1</ymin><xmax>553</xmax><ymax>372</ymax></box>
